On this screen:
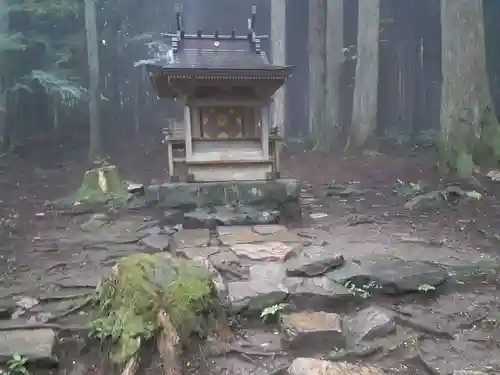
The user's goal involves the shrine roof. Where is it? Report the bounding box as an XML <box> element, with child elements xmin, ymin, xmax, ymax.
<box><xmin>146</xmin><ymin>35</ymin><xmax>293</xmax><ymax>79</ymax></box>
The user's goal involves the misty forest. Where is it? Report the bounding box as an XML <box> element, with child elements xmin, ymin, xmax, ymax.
<box><xmin>2</xmin><ymin>1</ymin><xmax>500</xmax><ymax>375</ymax></box>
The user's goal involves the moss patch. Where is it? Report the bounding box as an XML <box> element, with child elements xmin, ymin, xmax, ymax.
<box><xmin>90</xmin><ymin>254</ymin><xmax>219</xmax><ymax>364</ymax></box>
<box><xmin>54</xmin><ymin>162</ymin><xmax>130</xmax><ymax>210</ymax></box>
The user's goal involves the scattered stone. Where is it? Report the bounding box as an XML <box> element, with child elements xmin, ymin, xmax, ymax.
<box><xmin>0</xmin><ymin>328</ymin><xmax>58</xmax><ymax>365</ymax></box>
<box><xmin>209</xmin><ymin>250</ymin><xmax>247</xmax><ymax>280</ymax></box>
<box><xmin>453</xmin><ymin>371</ymin><xmax>488</xmax><ymax>375</ymax></box>
<box><xmin>251</xmin><ymin>225</ymin><xmax>284</xmax><ymax>235</ymax></box>
<box><xmin>287</xmin><ymin>358</ymin><xmax>386</xmax><ymax>375</ymax></box>
<box><xmin>138</xmin><ymin>233</ymin><xmax>170</xmax><ymax>251</ymax></box>
<box><xmin>15</xmin><ymin>296</ymin><xmax>39</xmax><ymax>310</ymax></box>
<box><xmin>126</xmin><ymin>182</ymin><xmax>144</xmax><ymax>194</ymax></box>
<box><xmin>325</xmin><ymin>184</ymin><xmax>365</xmax><ymax>197</ymax></box>
<box><xmin>344</xmin><ymin>307</ymin><xmax>396</xmax><ymax>345</ymax></box>
<box><xmin>326</xmin><ymin>257</ymin><xmax>447</xmax><ymax>294</ymax></box>
<box><xmin>219</xmin><ymin>225</ymin><xmax>303</xmax><ymax>246</ymax></box>
<box><xmin>285</xmin><ymin>277</ymin><xmax>353</xmax><ymax>307</ymax></box>
<box><xmin>285</xmin><ymin>247</ymin><xmax>344</xmax><ymax>277</ymax></box>
<box><xmin>172</xmin><ymin>229</ymin><xmax>210</xmax><ymax>249</ymax></box>
<box><xmin>345</xmin><ymin>214</ymin><xmax>377</xmax><ymax>227</ymax></box>
<box><xmin>281</xmin><ymin>312</ymin><xmax>344</xmax><ymax>352</ymax></box>
<box><xmin>231</xmin><ymin>242</ymin><xmax>301</xmax><ymax>261</ymax></box>
<box><xmin>227</xmin><ymin>280</ymin><xmax>288</xmax><ymax>313</ymax></box>
<box><xmin>310</xmin><ymin>213</ymin><xmax>328</xmax><ymax>219</ymax></box>
<box><xmin>235</xmin><ymin>329</ymin><xmax>283</xmax><ymax>354</ymax></box>
<box><xmin>176</xmin><ymin>246</ymin><xmax>222</xmax><ymax>261</ymax></box>
<box><xmin>80</xmin><ymin>213</ymin><xmax>112</xmax><ymax>232</ymax></box>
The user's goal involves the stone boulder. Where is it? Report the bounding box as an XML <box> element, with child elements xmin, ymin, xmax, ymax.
<box><xmin>326</xmin><ymin>256</ymin><xmax>447</xmax><ymax>294</ymax></box>
<box><xmin>280</xmin><ymin>312</ymin><xmax>344</xmax><ymax>353</ymax></box>
<box><xmin>285</xmin><ymin>247</ymin><xmax>344</xmax><ymax>277</ymax></box>
<box><xmin>344</xmin><ymin>307</ymin><xmax>396</xmax><ymax>345</ymax></box>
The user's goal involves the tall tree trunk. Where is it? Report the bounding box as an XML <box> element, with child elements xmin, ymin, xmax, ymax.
<box><xmin>271</xmin><ymin>0</ymin><xmax>286</xmax><ymax>138</ymax></box>
<box><xmin>85</xmin><ymin>0</ymin><xmax>102</xmax><ymax>161</ymax></box>
<box><xmin>0</xmin><ymin>0</ymin><xmax>8</xmax><ymax>149</ymax></box>
<box><xmin>325</xmin><ymin>0</ymin><xmax>344</xmax><ymax>147</ymax></box>
<box><xmin>440</xmin><ymin>0</ymin><xmax>497</xmax><ymax>178</ymax></box>
<box><xmin>308</xmin><ymin>0</ymin><xmax>327</xmax><ymax>150</ymax></box>
<box><xmin>345</xmin><ymin>0</ymin><xmax>380</xmax><ymax>152</ymax></box>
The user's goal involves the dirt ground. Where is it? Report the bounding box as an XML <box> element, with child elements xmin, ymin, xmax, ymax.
<box><xmin>1</xmin><ymin>134</ymin><xmax>500</xmax><ymax>374</ymax></box>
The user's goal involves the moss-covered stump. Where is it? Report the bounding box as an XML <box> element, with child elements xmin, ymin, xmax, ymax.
<box><xmin>90</xmin><ymin>253</ymin><xmax>230</xmax><ymax>373</ymax></box>
<box><xmin>54</xmin><ymin>163</ymin><xmax>130</xmax><ymax>211</ymax></box>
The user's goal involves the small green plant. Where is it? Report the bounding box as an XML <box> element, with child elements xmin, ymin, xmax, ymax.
<box><xmin>260</xmin><ymin>303</ymin><xmax>289</xmax><ymax>323</ymax></box>
<box><xmin>417</xmin><ymin>284</ymin><xmax>436</xmax><ymax>293</ymax></box>
<box><xmin>0</xmin><ymin>354</ymin><xmax>29</xmax><ymax>375</ymax></box>
<box><xmin>344</xmin><ymin>281</ymin><xmax>372</xmax><ymax>299</ymax></box>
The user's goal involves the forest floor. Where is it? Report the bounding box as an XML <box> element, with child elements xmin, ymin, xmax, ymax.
<box><xmin>1</xmin><ymin>135</ymin><xmax>500</xmax><ymax>374</ymax></box>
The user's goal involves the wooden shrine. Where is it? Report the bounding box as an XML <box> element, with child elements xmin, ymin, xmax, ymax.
<box><xmin>146</xmin><ymin>7</ymin><xmax>293</xmax><ymax>183</ymax></box>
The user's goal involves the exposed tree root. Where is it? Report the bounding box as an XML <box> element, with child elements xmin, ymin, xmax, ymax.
<box><xmin>157</xmin><ymin>310</ymin><xmax>182</xmax><ymax>375</ymax></box>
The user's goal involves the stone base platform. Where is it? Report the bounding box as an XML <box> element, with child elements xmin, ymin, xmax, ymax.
<box><xmin>145</xmin><ymin>179</ymin><xmax>301</xmax><ymax>221</ymax></box>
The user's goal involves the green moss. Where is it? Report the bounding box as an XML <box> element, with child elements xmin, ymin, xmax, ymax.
<box><xmin>74</xmin><ymin>163</ymin><xmax>129</xmax><ymax>205</ymax></box>
<box><xmin>90</xmin><ymin>254</ymin><xmax>218</xmax><ymax>364</ymax></box>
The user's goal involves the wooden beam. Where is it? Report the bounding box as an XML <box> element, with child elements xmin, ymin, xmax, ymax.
<box><xmin>184</xmin><ymin>102</ymin><xmax>193</xmax><ymax>161</ymax></box>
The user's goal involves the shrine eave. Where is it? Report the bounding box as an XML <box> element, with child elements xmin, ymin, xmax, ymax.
<box><xmin>145</xmin><ymin>64</ymin><xmax>294</xmax><ymax>80</ymax></box>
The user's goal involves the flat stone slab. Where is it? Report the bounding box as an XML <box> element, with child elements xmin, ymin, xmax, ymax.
<box><xmin>172</xmin><ymin>229</ymin><xmax>210</xmax><ymax>249</ymax></box>
<box><xmin>176</xmin><ymin>246</ymin><xmax>222</xmax><ymax>260</ymax></box>
<box><xmin>231</xmin><ymin>242</ymin><xmax>302</xmax><ymax>261</ymax></box>
<box><xmin>281</xmin><ymin>312</ymin><xmax>344</xmax><ymax>352</ymax></box>
<box><xmin>287</xmin><ymin>358</ymin><xmax>387</xmax><ymax>375</ymax></box>
<box><xmin>0</xmin><ymin>328</ymin><xmax>58</xmax><ymax>365</ymax></box>
<box><xmin>138</xmin><ymin>233</ymin><xmax>170</xmax><ymax>251</ymax></box>
<box><xmin>285</xmin><ymin>277</ymin><xmax>353</xmax><ymax>307</ymax></box>
<box><xmin>249</xmin><ymin>263</ymin><xmax>286</xmax><ymax>283</ymax></box>
<box><xmin>286</xmin><ymin>247</ymin><xmax>344</xmax><ymax>277</ymax></box>
<box><xmin>219</xmin><ymin>225</ymin><xmax>304</xmax><ymax>246</ymax></box>
<box><xmin>227</xmin><ymin>280</ymin><xmax>288</xmax><ymax>313</ymax></box>
<box><xmin>344</xmin><ymin>307</ymin><xmax>396</xmax><ymax>345</ymax></box>
<box><xmin>326</xmin><ymin>257</ymin><xmax>447</xmax><ymax>294</ymax></box>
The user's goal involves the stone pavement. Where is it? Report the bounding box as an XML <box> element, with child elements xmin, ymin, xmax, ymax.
<box><xmin>0</xmin><ymin>217</ymin><xmax>498</xmax><ymax>375</ymax></box>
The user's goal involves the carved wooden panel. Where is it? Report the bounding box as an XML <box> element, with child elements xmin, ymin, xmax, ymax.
<box><xmin>201</xmin><ymin>107</ymin><xmax>247</xmax><ymax>139</ymax></box>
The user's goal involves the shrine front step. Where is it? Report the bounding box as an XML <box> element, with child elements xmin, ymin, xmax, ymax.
<box><xmin>146</xmin><ymin>179</ymin><xmax>301</xmax><ymax>221</ymax></box>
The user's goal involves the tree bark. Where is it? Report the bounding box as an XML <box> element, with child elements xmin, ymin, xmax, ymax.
<box><xmin>85</xmin><ymin>0</ymin><xmax>102</xmax><ymax>161</ymax></box>
<box><xmin>0</xmin><ymin>0</ymin><xmax>8</xmax><ymax>149</ymax></box>
<box><xmin>308</xmin><ymin>0</ymin><xmax>326</xmax><ymax>150</ymax></box>
<box><xmin>345</xmin><ymin>0</ymin><xmax>380</xmax><ymax>152</ymax></box>
<box><xmin>325</xmin><ymin>0</ymin><xmax>344</xmax><ymax>147</ymax></box>
<box><xmin>271</xmin><ymin>0</ymin><xmax>286</xmax><ymax>138</ymax></box>
<box><xmin>440</xmin><ymin>0</ymin><xmax>497</xmax><ymax>178</ymax></box>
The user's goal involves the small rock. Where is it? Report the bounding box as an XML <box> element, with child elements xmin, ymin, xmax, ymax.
<box><xmin>176</xmin><ymin>246</ymin><xmax>221</xmax><ymax>260</ymax></box>
<box><xmin>126</xmin><ymin>182</ymin><xmax>144</xmax><ymax>194</ymax></box>
<box><xmin>285</xmin><ymin>277</ymin><xmax>353</xmax><ymax>308</ymax></box>
<box><xmin>0</xmin><ymin>329</ymin><xmax>58</xmax><ymax>365</ymax></box>
<box><xmin>231</xmin><ymin>242</ymin><xmax>301</xmax><ymax>262</ymax></box>
<box><xmin>281</xmin><ymin>312</ymin><xmax>344</xmax><ymax>352</ymax></box>
<box><xmin>15</xmin><ymin>296</ymin><xmax>39</xmax><ymax>310</ymax></box>
<box><xmin>251</xmin><ymin>225</ymin><xmax>284</xmax><ymax>235</ymax></box>
<box><xmin>287</xmin><ymin>358</ymin><xmax>386</xmax><ymax>375</ymax></box>
<box><xmin>227</xmin><ymin>280</ymin><xmax>288</xmax><ymax>313</ymax></box>
<box><xmin>172</xmin><ymin>229</ymin><xmax>210</xmax><ymax>248</ymax></box>
<box><xmin>345</xmin><ymin>307</ymin><xmax>396</xmax><ymax>345</ymax></box>
<box><xmin>138</xmin><ymin>233</ymin><xmax>170</xmax><ymax>251</ymax></box>
<box><xmin>235</xmin><ymin>329</ymin><xmax>283</xmax><ymax>353</ymax></box>
<box><xmin>209</xmin><ymin>250</ymin><xmax>247</xmax><ymax>280</ymax></box>
<box><xmin>309</xmin><ymin>213</ymin><xmax>328</xmax><ymax>219</ymax></box>
<box><xmin>285</xmin><ymin>247</ymin><xmax>344</xmax><ymax>277</ymax></box>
